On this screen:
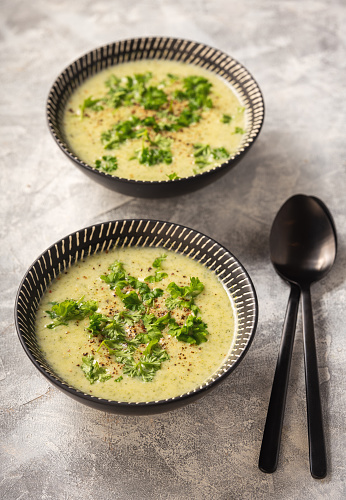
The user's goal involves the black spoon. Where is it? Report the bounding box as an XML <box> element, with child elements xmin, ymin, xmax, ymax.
<box><xmin>259</xmin><ymin>194</ymin><xmax>337</xmax><ymax>479</ymax></box>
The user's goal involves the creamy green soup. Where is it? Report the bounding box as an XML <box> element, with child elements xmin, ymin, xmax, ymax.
<box><xmin>35</xmin><ymin>247</ymin><xmax>236</xmax><ymax>402</ymax></box>
<box><xmin>63</xmin><ymin>60</ymin><xmax>246</xmax><ymax>181</ymax></box>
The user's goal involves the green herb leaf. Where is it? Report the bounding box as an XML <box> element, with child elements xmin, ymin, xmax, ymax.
<box><xmin>116</xmin><ymin>288</ymin><xmax>144</xmax><ymax>311</ymax></box>
<box><xmin>93</xmin><ymin>258</ymin><xmax>209</xmax><ymax>383</ymax></box>
<box><xmin>79</xmin><ymin>96</ymin><xmax>104</xmax><ymax>119</ymax></box>
<box><xmin>193</xmin><ymin>143</ymin><xmax>211</xmax><ymax>159</ymax></box>
<box><xmin>81</xmin><ymin>355</ymin><xmax>111</xmax><ymax>384</ymax></box>
<box><xmin>153</xmin><ymin>254</ymin><xmax>167</xmax><ymax>269</ymax></box>
<box><xmin>113</xmin><ymin>309</ymin><xmax>143</xmax><ymax>326</ymax></box>
<box><xmin>168</xmin><ymin>315</ymin><xmax>209</xmax><ymax>344</ymax></box>
<box><xmin>167</xmin><ymin>277</ymin><xmax>204</xmax><ymax>299</ymax></box>
<box><xmin>46</xmin><ymin>297</ymin><xmax>98</xmax><ymax>329</ymax></box>
<box><xmin>211</xmin><ymin>147</ymin><xmax>230</xmax><ymax>160</ymax></box>
<box><xmin>234</xmin><ymin>127</ymin><xmax>245</xmax><ymax>134</ymax></box>
<box><xmin>221</xmin><ymin>114</ymin><xmax>232</xmax><ymax>124</ymax></box>
<box><xmin>87</xmin><ymin>312</ymin><xmax>110</xmax><ymax>337</ymax></box>
<box><xmin>102</xmin><ymin>319</ymin><xmax>126</xmax><ymax>341</ymax></box>
<box><xmin>101</xmin><ymin>116</ymin><xmax>142</xmax><ymax>149</ymax></box>
<box><xmin>94</xmin><ymin>155</ymin><xmax>118</xmax><ymax>173</ymax></box>
<box><xmin>122</xmin><ymin>340</ymin><xmax>170</xmax><ymax>382</ymax></box>
<box><xmin>141</xmin><ymin>312</ymin><xmax>171</xmax><ymax>342</ymax></box>
<box><xmin>167</xmin><ymin>172</ymin><xmax>180</xmax><ymax>180</ymax></box>
<box><xmin>104</xmin><ymin>72</ymin><xmax>153</xmax><ymax>108</ymax></box>
<box><xmin>145</xmin><ymin>271</ymin><xmax>168</xmax><ymax>283</ymax></box>
<box><xmin>166</xmin><ymin>73</ymin><xmax>179</xmax><ymax>82</ymax></box>
<box><xmin>109</xmin><ymin>261</ymin><xmax>126</xmax><ymax>273</ymax></box>
<box><xmin>148</xmin><ymin>134</ymin><xmax>172</xmax><ymax>149</ymax></box>
<box><xmin>99</xmin><ymin>339</ymin><xmax>135</xmax><ymax>362</ymax></box>
<box><xmin>145</xmin><ymin>254</ymin><xmax>168</xmax><ymax>282</ymax></box>
<box><xmin>165</xmin><ymin>277</ymin><xmax>204</xmax><ymax>313</ymax></box>
<box><xmin>174</xmin><ymin>76</ymin><xmax>213</xmax><ymax>110</ymax></box>
<box><xmin>140</xmin><ymin>86</ymin><xmax>168</xmax><ymax>110</ymax></box>
<box><xmin>134</xmin><ymin>145</ymin><xmax>173</xmax><ymax>166</ymax></box>
<box><xmin>186</xmin><ymin>277</ymin><xmax>205</xmax><ymax>297</ymax></box>
<box><xmin>175</xmin><ymin>108</ymin><xmax>201</xmax><ymax>128</ymax></box>
<box><xmin>126</xmin><ymin>275</ymin><xmax>147</xmax><ymax>292</ymax></box>
<box><xmin>104</xmin><ymin>72</ymin><xmax>168</xmax><ymax>111</ymax></box>
<box><xmin>141</xmin><ymin>287</ymin><xmax>164</xmax><ymax>306</ymax></box>
<box><xmin>88</xmin><ymin>313</ymin><xmax>127</xmax><ymax>342</ymax></box>
<box><xmin>193</xmin><ymin>143</ymin><xmax>230</xmax><ymax>168</ymax></box>
<box><xmin>100</xmin><ymin>260</ymin><xmax>127</xmax><ymax>289</ymax></box>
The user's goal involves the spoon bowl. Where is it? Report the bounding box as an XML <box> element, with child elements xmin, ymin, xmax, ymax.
<box><xmin>259</xmin><ymin>194</ymin><xmax>337</xmax><ymax>479</ymax></box>
<box><xmin>270</xmin><ymin>194</ymin><xmax>336</xmax><ymax>285</ymax></box>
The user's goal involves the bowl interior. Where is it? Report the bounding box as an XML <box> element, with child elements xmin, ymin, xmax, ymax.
<box><xmin>46</xmin><ymin>37</ymin><xmax>264</xmax><ymax>193</ymax></box>
<box><xmin>15</xmin><ymin>220</ymin><xmax>258</xmax><ymax>411</ymax></box>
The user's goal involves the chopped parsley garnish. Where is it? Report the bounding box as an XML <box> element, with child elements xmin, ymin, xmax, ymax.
<box><xmin>114</xmin><ymin>309</ymin><xmax>143</xmax><ymax>326</ymax></box>
<box><xmin>100</xmin><ymin>260</ymin><xmax>128</xmax><ymax>289</ymax></box>
<box><xmin>234</xmin><ymin>127</ymin><xmax>245</xmax><ymax>134</ymax></box>
<box><xmin>145</xmin><ymin>254</ymin><xmax>168</xmax><ymax>282</ymax></box>
<box><xmin>166</xmin><ymin>73</ymin><xmax>179</xmax><ymax>82</ymax></box>
<box><xmin>212</xmin><ymin>147</ymin><xmax>231</xmax><ymax>160</ymax></box>
<box><xmin>101</xmin><ymin>116</ymin><xmax>144</xmax><ymax>149</ymax></box>
<box><xmin>77</xmin><ymin>70</ymin><xmax>245</xmax><ymax>175</ymax></box>
<box><xmin>100</xmin><ymin>260</ymin><xmax>164</xmax><ymax>310</ymax></box>
<box><xmin>81</xmin><ymin>355</ymin><xmax>111</xmax><ymax>384</ymax></box>
<box><xmin>49</xmin><ymin>256</ymin><xmax>210</xmax><ymax>385</ymax></box>
<box><xmin>167</xmin><ymin>172</ymin><xmax>180</xmax><ymax>180</ymax></box>
<box><xmin>176</xmin><ymin>108</ymin><xmax>202</xmax><ymax>128</ymax></box>
<box><xmin>168</xmin><ymin>315</ymin><xmax>209</xmax><ymax>345</ymax></box>
<box><xmin>89</xmin><ymin>312</ymin><xmax>127</xmax><ymax>341</ymax></box>
<box><xmin>140</xmin><ymin>86</ymin><xmax>168</xmax><ymax>110</ymax></box>
<box><xmin>95</xmin><ymin>155</ymin><xmax>118</xmax><ymax>173</ymax></box>
<box><xmin>221</xmin><ymin>114</ymin><xmax>232</xmax><ymax>124</ymax></box>
<box><xmin>87</xmin><ymin>310</ymin><xmax>171</xmax><ymax>383</ymax></box>
<box><xmin>45</xmin><ymin>297</ymin><xmax>98</xmax><ymax>329</ymax></box>
<box><xmin>153</xmin><ymin>254</ymin><xmax>167</xmax><ymax>269</ymax></box>
<box><xmin>104</xmin><ymin>72</ymin><xmax>168</xmax><ymax>111</ymax></box>
<box><xmin>174</xmin><ymin>75</ymin><xmax>213</xmax><ymax>110</ymax></box>
<box><xmin>79</xmin><ymin>96</ymin><xmax>104</xmax><ymax>119</ymax></box>
<box><xmin>133</xmin><ymin>145</ymin><xmax>173</xmax><ymax>166</ymax></box>
<box><xmin>131</xmin><ymin>134</ymin><xmax>173</xmax><ymax>167</ymax></box>
<box><xmin>87</xmin><ymin>312</ymin><xmax>111</xmax><ymax>337</ymax></box>
<box><xmin>145</xmin><ymin>271</ymin><xmax>168</xmax><ymax>283</ymax></box>
<box><xmin>122</xmin><ymin>340</ymin><xmax>170</xmax><ymax>382</ymax></box>
<box><xmin>115</xmin><ymin>288</ymin><xmax>145</xmax><ymax>311</ymax></box>
<box><xmin>193</xmin><ymin>143</ymin><xmax>230</xmax><ymax>168</ymax></box>
<box><xmin>165</xmin><ymin>277</ymin><xmax>204</xmax><ymax>315</ymax></box>
<box><xmin>104</xmin><ymin>72</ymin><xmax>153</xmax><ymax>108</ymax></box>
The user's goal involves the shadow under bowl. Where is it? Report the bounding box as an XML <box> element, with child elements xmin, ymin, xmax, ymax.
<box><xmin>15</xmin><ymin>219</ymin><xmax>258</xmax><ymax>415</ymax></box>
<box><xmin>47</xmin><ymin>37</ymin><xmax>265</xmax><ymax>198</ymax></box>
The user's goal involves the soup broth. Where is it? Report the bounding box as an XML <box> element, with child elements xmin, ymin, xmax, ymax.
<box><xmin>63</xmin><ymin>60</ymin><xmax>246</xmax><ymax>181</ymax></box>
<box><xmin>35</xmin><ymin>247</ymin><xmax>237</xmax><ymax>402</ymax></box>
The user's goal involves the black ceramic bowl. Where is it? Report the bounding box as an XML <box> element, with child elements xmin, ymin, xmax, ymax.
<box><xmin>15</xmin><ymin>219</ymin><xmax>258</xmax><ymax>415</ymax></box>
<box><xmin>47</xmin><ymin>37</ymin><xmax>264</xmax><ymax>198</ymax></box>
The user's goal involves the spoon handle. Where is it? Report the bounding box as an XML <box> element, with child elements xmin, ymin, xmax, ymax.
<box><xmin>259</xmin><ymin>283</ymin><xmax>300</xmax><ymax>473</ymax></box>
<box><xmin>301</xmin><ymin>286</ymin><xmax>327</xmax><ymax>479</ymax></box>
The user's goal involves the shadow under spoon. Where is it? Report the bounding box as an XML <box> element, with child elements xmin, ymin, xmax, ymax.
<box><xmin>259</xmin><ymin>194</ymin><xmax>337</xmax><ymax>479</ymax></box>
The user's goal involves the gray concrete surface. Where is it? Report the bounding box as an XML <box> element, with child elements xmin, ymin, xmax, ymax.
<box><xmin>1</xmin><ymin>0</ymin><xmax>346</xmax><ymax>498</ymax></box>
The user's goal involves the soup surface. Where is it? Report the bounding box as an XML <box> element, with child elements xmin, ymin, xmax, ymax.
<box><xmin>63</xmin><ymin>60</ymin><xmax>246</xmax><ymax>181</ymax></box>
<box><xmin>35</xmin><ymin>247</ymin><xmax>237</xmax><ymax>402</ymax></box>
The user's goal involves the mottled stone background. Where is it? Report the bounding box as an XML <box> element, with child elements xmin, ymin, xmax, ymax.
<box><xmin>1</xmin><ymin>0</ymin><xmax>345</xmax><ymax>498</ymax></box>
